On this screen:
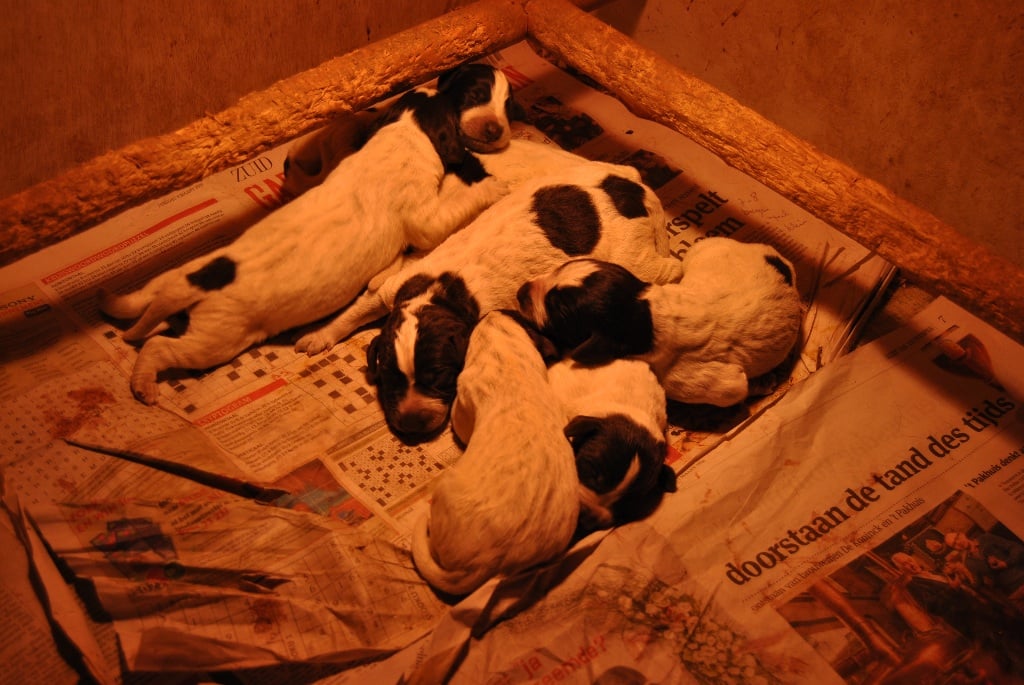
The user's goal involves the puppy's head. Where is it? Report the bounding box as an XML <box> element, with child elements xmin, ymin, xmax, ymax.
<box><xmin>565</xmin><ymin>414</ymin><xmax>676</xmax><ymax>532</ymax></box>
<box><xmin>517</xmin><ymin>258</ymin><xmax>654</xmax><ymax>365</ymax></box>
<box><xmin>366</xmin><ymin>273</ymin><xmax>479</xmax><ymax>441</ymax></box>
<box><xmin>437</xmin><ymin>63</ymin><xmax>516</xmax><ymax>153</ymax></box>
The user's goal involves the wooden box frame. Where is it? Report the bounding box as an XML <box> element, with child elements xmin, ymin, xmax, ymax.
<box><xmin>2</xmin><ymin>0</ymin><xmax>1021</xmax><ymax>342</ymax></box>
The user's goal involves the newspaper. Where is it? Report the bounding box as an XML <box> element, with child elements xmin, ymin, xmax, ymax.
<box><xmin>381</xmin><ymin>295</ymin><xmax>1024</xmax><ymax>684</ymax></box>
<box><xmin>0</xmin><ymin>40</ymin><xmax>909</xmax><ymax>682</ymax></box>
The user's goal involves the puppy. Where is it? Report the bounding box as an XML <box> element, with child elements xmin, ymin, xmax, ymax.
<box><xmin>305</xmin><ymin>159</ymin><xmax>685</xmax><ymax>438</ymax></box>
<box><xmin>518</xmin><ymin>237</ymin><xmax>804</xmax><ymax>407</ymax></box>
<box><xmin>549</xmin><ymin>358</ymin><xmax>677</xmax><ymax>533</ymax></box>
<box><xmin>410</xmin><ymin>310</ymin><xmax>578</xmax><ymax>596</ymax></box>
<box><xmin>281</xmin><ymin>63</ymin><xmax>518</xmax><ymax>199</ymax></box>
<box><xmin>292</xmin><ymin>135</ymin><xmax>594</xmax><ymax>356</ymax></box>
<box><xmin>99</xmin><ymin>64</ymin><xmax>513</xmax><ymax>404</ymax></box>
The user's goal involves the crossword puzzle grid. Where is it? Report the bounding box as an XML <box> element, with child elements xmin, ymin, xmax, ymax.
<box><xmin>164</xmin><ymin>345</ymin><xmax>288</xmax><ymax>414</ymax></box>
<box><xmin>336</xmin><ymin>435</ymin><xmax>462</xmax><ymax>509</ymax></box>
<box><xmin>290</xmin><ymin>343</ymin><xmax>378</xmax><ymax>422</ymax></box>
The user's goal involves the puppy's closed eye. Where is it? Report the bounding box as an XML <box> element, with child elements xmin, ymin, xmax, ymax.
<box><xmin>366</xmin><ymin>335</ymin><xmax>383</xmax><ymax>382</ymax></box>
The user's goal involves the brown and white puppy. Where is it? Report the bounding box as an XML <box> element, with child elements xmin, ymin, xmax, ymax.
<box><xmin>410</xmin><ymin>310</ymin><xmax>579</xmax><ymax>596</ymax></box>
<box><xmin>99</xmin><ymin>64</ymin><xmax>513</xmax><ymax>404</ymax></box>
<box><xmin>518</xmin><ymin>237</ymin><xmax>804</xmax><ymax>407</ymax></box>
<box><xmin>549</xmin><ymin>358</ymin><xmax>677</xmax><ymax>533</ymax></box>
<box><xmin>305</xmin><ymin>159</ymin><xmax>684</xmax><ymax>439</ymax></box>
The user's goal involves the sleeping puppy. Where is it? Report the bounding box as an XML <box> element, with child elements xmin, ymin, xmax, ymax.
<box><xmin>99</xmin><ymin>64</ymin><xmax>513</xmax><ymax>404</ymax></box>
<box><xmin>301</xmin><ymin>159</ymin><xmax>685</xmax><ymax>438</ymax></box>
<box><xmin>549</xmin><ymin>358</ymin><xmax>677</xmax><ymax>533</ymax></box>
<box><xmin>291</xmin><ymin>135</ymin><xmax>595</xmax><ymax>357</ymax></box>
<box><xmin>282</xmin><ymin>63</ymin><xmax>518</xmax><ymax>199</ymax></box>
<box><xmin>410</xmin><ymin>310</ymin><xmax>578</xmax><ymax>596</ymax></box>
<box><xmin>518</xmin><ymin>237</ymin><xmax>804</xmax><ymax>407</ymax></box>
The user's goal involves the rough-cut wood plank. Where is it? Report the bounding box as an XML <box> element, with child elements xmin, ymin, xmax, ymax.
<box><xmin>526</xmin><ymin>0</ymin><xmax>1024</xmax><ymax>344</ymax></box>
<box><xmin>0</xmin><ymin>0</ymin><xmax>527</xmax><ymax>269</ymax></box>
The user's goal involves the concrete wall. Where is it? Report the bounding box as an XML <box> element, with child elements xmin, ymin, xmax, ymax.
<box><xmin>0</xmin><ymin>0</ymin><xmax>467</xmax><ymax>198</ymax></box>
<box><xmin>595</xmin><ymin>0</ymin><xmax>1024</xmax><ymax>268</ymax></box>
<box><xmin>2</xmin><ymin>1</ymin><xmax>1020</xmax><ymax>268</ymax></box>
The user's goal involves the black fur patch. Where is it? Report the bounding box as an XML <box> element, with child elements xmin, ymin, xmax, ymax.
<box><xmin>432</xmin><ymin>272</ymin><xmax>481</xmax><ymax>324</ymax></box>
<box><xmin>437</xmin><ymin>63</ymin><xmax>496</xmax><ymax>109</ymax></box>
<box><xmin>540</xmin><ymin>261</ymin><xmax>654</xmax><ymax>363</ymax></box>
<box><xmin>764</xmin><ymin>254</ymin><xmax>794</xmax><ymax>286</ymax></box>
<box><xmin>566</xmin><ymin>413</ymin><xmax>673</xmax><ymax>528</ymax></box>
<box><xmin>531</xmin><ymin>185</ymin><xmax>601</xmax><ymax>255</ymax></box>
<box><xmin>370</xmin><ymin>272</ymin><xmax>481</xmax><ymax>439</ymax></box>
<box><xmin>450</xmin><ymin>152</ymin><xmax>490</xmax><ymax>185</ymax></box>
<box><xmin>411</xmin><ymin>306</ymin><xmax>473</xmax><ymax>401</ymax></box>
<box><xmin>412</xmin><ymin>95</ymin><xmax>465</xmax><ymax>168</ymax></box>
<box><xmin>599</xmin><ymin>175</ymin><xmax>649</xmax><ymax>219</ymax></box>
<box><xmin>369</xmin><ymin>90</ymin><xmax>431</xmax><ymax>134</ymax></box>
<box><xmin>393</xmin><ymin>273</ymin><xmax>441</xmax><ymax>305</ymax></box>
<box><xmin>186</xmin><ymin>256</ymin><xmax>236</xmax><ymax>291</ymax></box>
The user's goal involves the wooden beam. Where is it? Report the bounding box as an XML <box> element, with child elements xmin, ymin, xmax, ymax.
<box><xmin>525</xmin><ymin>0</ymin><xmax>1024</xmax><ymax>344</ymax></box>
<box><xmin>0</xmin><ymin>0</ymin><xmax>528</xmax><ymax>268</ymax></box>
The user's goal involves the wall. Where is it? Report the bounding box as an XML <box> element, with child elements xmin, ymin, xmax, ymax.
<box><xmin>0</xmin><ymin>0</ymin><xmax>466</xmax><ymax>198</ymax></box>
<box><xmin>595</xmin><ymin>0</ymin><xmax>1024</xmax><ymax>268</ymax></box>
<box><xmin>1</xmin><ymin>1</ymin><xmax>1021</xmax><ymax>269</ymax></box>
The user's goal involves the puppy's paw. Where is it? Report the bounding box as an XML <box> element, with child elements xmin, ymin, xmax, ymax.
<box><xmin>130</xmin><ymin>376</ymin><xmax>160</xmax><ymax>406</ymax></box>
<box><xmin>478</xmin><ymin>176</ymin><xmax>510</xmax><ymax>204</ymax></box>
<box><xmin>294</xmin><ymin>331</ymin><xmax>335</xmax><ymax>356</ymax></box>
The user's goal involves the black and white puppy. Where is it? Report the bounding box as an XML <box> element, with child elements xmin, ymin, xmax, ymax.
<box><xmin>411</xmin><ymin>310</ymin><xmax>578</xmax><ymax>596</ymax></box>
<box><xmin>281</xmin><ymin>63</ymin><xmax>518</xmax><ymax>199</ymax></box>
<box><xmin>549</xmin><ymin>358</ymin><xmax>677</xmax><ymax>533</ymax></box>
<box><xmin>293</xmin><ymin>136</ymin><xmax>594</xmax><ymax>355</ymax></box>
<box><xmin>518</xmin><ymin>237</ymin><xmax>804</xmax><ymax>407</ymax></box>
<box><xmin>306</xmin><ymin>160</ymin><xmax>685</xmax><ymax>438</ymax></box>
<box><xmin>99</xmin><ymin>64</ymin><xmax>513</xmax><ymax>404</ymax></box>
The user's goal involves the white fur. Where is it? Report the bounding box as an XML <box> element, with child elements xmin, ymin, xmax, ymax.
<box><xmin>410</xmin><ymin>311</ymin><xmax>579</xmax><ymax>595</ymax></box>
<box><xmin>522</xmin><ymin>237</ymin><xmax>804</xmax><ymax>407</ymax></box>
<box><xmin>549</xmin><ymin>359</ymin><xmax>667</xmax><ymax>446</ymax></box>
<box><xmin>100</xmin><ymin>83</ymin><xmax>510</xmax><ymax>404</ymax></box>
<box><xmin>645</xmin><ymin>238</ymin><xmax>803</xmax><ymax>405</ymax></box>
<box><xmin>295</xmin><ymin>157</ymin><xmax>685</xmax><ymax>354</ymax></box>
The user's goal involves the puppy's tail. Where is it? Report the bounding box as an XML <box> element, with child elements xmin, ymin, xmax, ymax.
<box><xmin>410</xmin><ymin>513</ymin><xmax>492</xmax><ymax>597</ymax></box>
<box><xmin>99</xmin><ymin>271</ymin><xmax>206</xmax><ymax>342</ymax></box>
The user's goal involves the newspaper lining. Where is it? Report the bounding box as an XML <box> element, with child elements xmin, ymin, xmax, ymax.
<box><xmin>7</xmin><ymin>41</ymin><xmax>1015</xmax><ymax>685</ymax></box>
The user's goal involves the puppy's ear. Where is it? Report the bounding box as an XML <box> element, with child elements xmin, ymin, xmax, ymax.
<box><xmin>435</xmin><ymin>111</ymin><xmax>467</xmax><ymax>168</ymax></box>
<box><xmin>506</xmin><ymin>94</ymin><xmax>526</xmax><ymax>122</ymax></box>
<box><xmin>532</xmin><ymin>330</ymin><xmax>561</xmax><ymax>365</ymax></box>
<box><xmin>365</xmin><ymin>335</ymin><xmax>382</xmax><ymax>383</ymax></box>
<box><xmin>412</xmin><ymin>96</ymin><xmax>466</xmax><ymax>168</ymax></box>
<box><xmin>570</xmin><ymin>332</ymin><xmax>628</xmax><ymax>367</ymax></box>
<box><xmin>564</xmin><ymin>415</ymin><xmax>603</xmax><ymax>448</ymax></box>
<box><xmin>435</xmin><ymin>273</ymin><xmax>480</xmax><ymax>324</ymax></box>
<box><xmin>436</xmin><ymin>65</ymin><xmax>461</xmax><ymax>92</ymax></box>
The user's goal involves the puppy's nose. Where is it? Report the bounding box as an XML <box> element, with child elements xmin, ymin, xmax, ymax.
<box><xmin>482</xmin><ymin>120</ymin><xmax>503</xmax><ymax>142</ymax></box>
<box><xmin>393</xmin><ymin>409</ymin><xmax>445</xmax><ymax>438</ymax></box>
